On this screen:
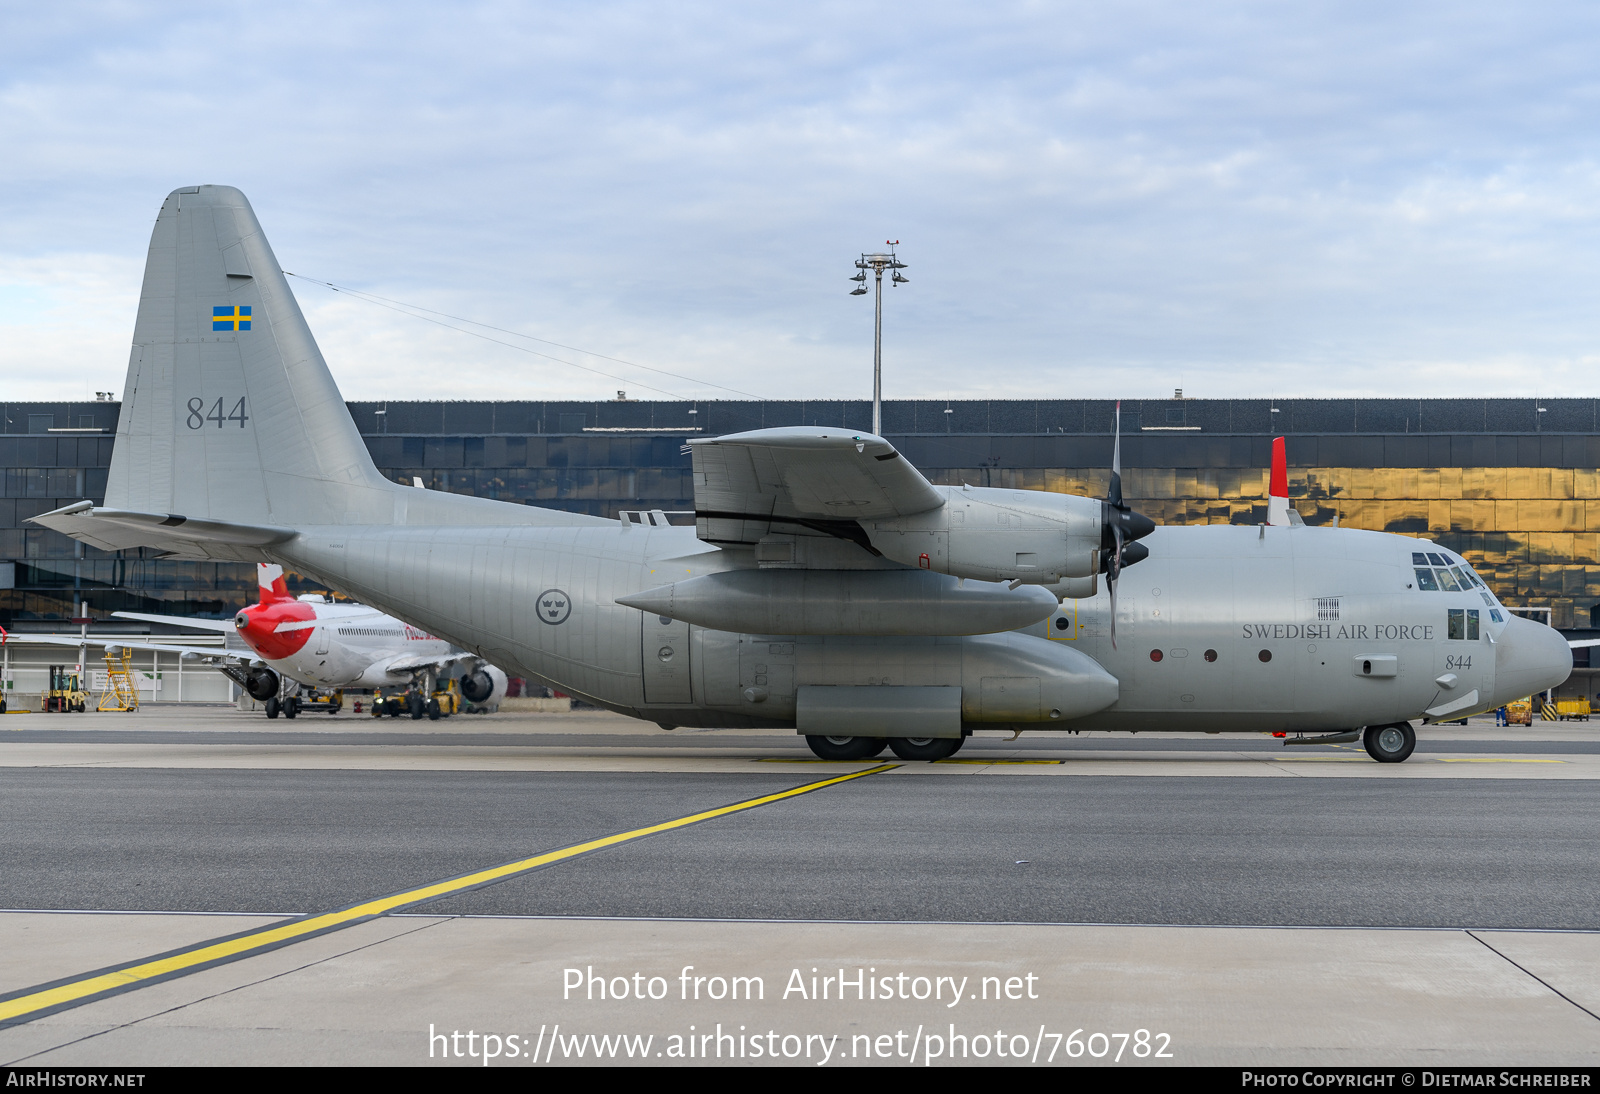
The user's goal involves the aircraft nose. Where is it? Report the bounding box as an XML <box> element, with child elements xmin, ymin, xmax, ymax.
<box><xmin>1494</xmin><ymin>614</ymin><xmax>1572</xmax><ymax>703</ymax></box>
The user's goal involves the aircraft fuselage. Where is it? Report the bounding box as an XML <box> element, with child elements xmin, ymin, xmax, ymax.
<box><xmin>278</xmin><ymin>519</ymin><xmax>1565</xmax><ymax>734</ymax></box>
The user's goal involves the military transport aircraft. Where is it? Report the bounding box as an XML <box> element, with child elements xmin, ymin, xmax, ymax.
<box><xmin>31</xmin><ymin>185</ymin><xmax>1572</xmax><ymax>761</ymax></box>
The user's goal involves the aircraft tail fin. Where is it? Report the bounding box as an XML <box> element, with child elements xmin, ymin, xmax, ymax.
<box><xmin>1267</xmin><ymin>436</ymin><xmax>1295</xmax><ymax>526</ymax></box>
<box><xmin>257</xmin><ymin>563</ymin><xmax>291</xmax><ymax>604</ymax></box>
<box><xmin>86</xmin><ymin>185</ymin><xmax>596</xmax><ymax>538</ymax></box>
<box><xmin>109</xmin><ymin>185</ymin><xmax>392</xmax><ymax>526</ymax></box>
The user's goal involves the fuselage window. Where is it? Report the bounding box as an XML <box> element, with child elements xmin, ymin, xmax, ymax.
<box><xmin>1447</xmin><ymin>608</ymin><xmax>1481</xmax><ymax>640</ymax></box>
<box><xmin>1416</xmin><ymin>568</ymin><xmax>1439</xmax><ymax>591</ymax></box>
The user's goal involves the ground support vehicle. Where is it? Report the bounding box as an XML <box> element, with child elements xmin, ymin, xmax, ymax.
<box><xmin>371</xmin><ymin>680</ymin><xmax>461</xmax><ymax>721</ymax></box>
<box><xmin>1556</xmin><ymin>698</ymin><xmax>1591</xmax><ymax>721</ymax></box>
<box><xmin>42</xmin><ymin>665</ymin><xmax>89</xmax><ymax>713</ymax></box>
<box><xmin>1507</xmin><ymin>699</ymin><xmax>1533</xmax><ymax>726</ymax></box>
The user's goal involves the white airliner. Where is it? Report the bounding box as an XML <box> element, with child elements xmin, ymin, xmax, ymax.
<box><xmin>23</xmin><ymin>564</ymin><xmax>507</xmax><ymax>719</ymax></box>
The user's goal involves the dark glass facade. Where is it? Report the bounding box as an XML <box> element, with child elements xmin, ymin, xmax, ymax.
<box><xmin>6</xmin><ymin>398</ymin><xmax>1600</xmax><ymax>646</ymax></box>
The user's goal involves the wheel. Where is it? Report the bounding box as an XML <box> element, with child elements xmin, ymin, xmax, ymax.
<box><xmin>427</xmin><ymin>698</ymin><xmax>441</xmax><ymax>721</ymax></box>
<box><xmin>409</xmin><ymin>692</ymin><xmax>424</xmax><ymax>719</ymax></box>
<box><xmin>888</xmin><ymin>736</ymin><xmax>965</xmax><ymax>761</ymax></box>
<box><xmin>804</xmin><ymin>735</ymin><xmax>888</xmax><ymax>760</ymax></box>
<box><xmin>1363</xmin><ymin>722</ymin><xmax>1415</xmax><ymax>763</ymax></box>
<box><xmin>284</xmin><ymin>696</ymin><xmax>299</xmax><ymax>719</ymax></box>
<box><xmin>386</xmin><ymin>698</ymin><xmax>401</xmax><ymax>717</ymax></box>
<box><xmin>265</xmin><ymin>697</ymin><xmax>279</xmax><ymax>719</ymax></box>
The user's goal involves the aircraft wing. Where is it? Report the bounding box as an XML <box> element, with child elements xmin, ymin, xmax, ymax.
<box><xmin>29</xmin><ymin>502</ymin><xmax>295</xmax><ymax>562</ymax></box>
<box><xmin>112</xmin><ymin>611</ymin><xmax>237</xmax><ymax>634</ymax></box>
<box><xmin>2</xmin><ymin>633</ymin><xmax>257</xmax><ymax>664</ymax></box>
<box><xmin>377</xmin><ymin>650</ymin><xmax>478</xmax><ymax>675</ymax></box>
<box><xmin>687</xmin><ymin>426</ymin><xmax>944</xmax><ymax>547</ymax></box>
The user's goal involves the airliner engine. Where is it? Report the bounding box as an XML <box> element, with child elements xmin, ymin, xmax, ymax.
<box><xmin>243</xmin><ymin>666</ymin><xmax>279</xmax><ymax>701</ymax></box>
<box><xmin>459</xmin><ymin>664</ymin><xmax>508</xmax><ymax>707</ymax></box>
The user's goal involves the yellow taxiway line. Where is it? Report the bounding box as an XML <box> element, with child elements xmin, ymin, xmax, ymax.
<box><xmin>0</xmin><ymin>763</ymin><xmax>898</xmax><ymax>1028</ymax></box>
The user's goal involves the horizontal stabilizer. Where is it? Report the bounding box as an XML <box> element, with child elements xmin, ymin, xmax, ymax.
<box><xmin>112</xmin><ymin>611</ymin><xmax>237</xmax><ymax>634</ymax></box>
<box><xmin>29</xmin><ymin>502</ymin><xmax>295</xmax><ymax>562</ymax></box>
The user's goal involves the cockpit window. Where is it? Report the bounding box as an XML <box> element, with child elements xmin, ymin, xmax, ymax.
<box><xmin>1436</xmin><ymin>567</ymin><xmax>1462</xmax><ymax>592</ymax></box>
<box><xmin>1415</xmin><ymin>568</ymin><xmax>1439</xmax><ymax>591</ymax></box>
<box><xmin>1426</xmin><ymin>552</ymin><xmax>1449</xmax><ymax>566</ymax></box>
<box><xmin>1412</xmin><ymin>552</ymin><xmax>1429</xmax><ymax>566</ymax></box>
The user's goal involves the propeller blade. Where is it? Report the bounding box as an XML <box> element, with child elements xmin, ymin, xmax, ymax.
<box><xmin>1108</xmin><ymin>524</ymin><xmax>1125</xmax><ymax>650</ymax></box>
<box><xmin>1108</xmin><ymin>401</ymin><xmax>1124</xmax><ymax>509</ymax></box>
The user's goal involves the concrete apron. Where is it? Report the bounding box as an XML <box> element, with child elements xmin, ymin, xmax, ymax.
<box><xmin>1</xmin><ymin>912</ymin><xmax>1597</xmax><ymax>1066</ymax></box>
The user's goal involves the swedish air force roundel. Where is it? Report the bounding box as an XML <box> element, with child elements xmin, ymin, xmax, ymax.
<box><xmin>537</xmin><ymin>589</ymin><xmax>572</xmax><ymax>625</ymax></box>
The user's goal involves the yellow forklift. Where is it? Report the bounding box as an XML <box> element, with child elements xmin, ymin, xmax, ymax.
<box><xmin>43</xmin><ymin>665</ymin><xmax>89</xmax><ymax>713</ymax></box>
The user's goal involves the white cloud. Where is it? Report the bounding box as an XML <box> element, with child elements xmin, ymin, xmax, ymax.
<box><xmin>4</xmin><ymin>2</ymin><xmax>1600</xmax><ymax>403</ymax></box>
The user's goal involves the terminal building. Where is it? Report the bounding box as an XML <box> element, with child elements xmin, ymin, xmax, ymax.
<box><xmin>3</xmin><ymin>395</ymin><xmax>1598</xmax><ymax>696</ymax></box>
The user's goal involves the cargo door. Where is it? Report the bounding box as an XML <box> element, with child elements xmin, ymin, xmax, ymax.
<box><xmin>641</xmin><ymin>613</ymin><xmax>692</xmax><ymax>703</ymax></box>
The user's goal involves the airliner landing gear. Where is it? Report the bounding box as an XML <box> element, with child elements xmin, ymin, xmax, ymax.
<box><xmin>265</xmin><ymin>697</ymin><xmax>279</xmax><ymax>719</ymax></box>
<box><xmin>1363</xmin><ymin>722</ymin><xmax>1415</xmax><ymax>763</ymax></box>
<box><xmin>888</xmin><ymin>736</ymin><xmax>965</xmax><ymax>761</ymax></box>
<box><xmin>804</xmin><ymin>736</ymin><xmax>887</xmax><ymax>761</ymax></box>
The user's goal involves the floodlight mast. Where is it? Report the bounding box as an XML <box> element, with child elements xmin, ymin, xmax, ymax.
<box><xmin>849</xmin><ymin>243</ymin><xmax>908</xmax><ymax>436</ymax></box>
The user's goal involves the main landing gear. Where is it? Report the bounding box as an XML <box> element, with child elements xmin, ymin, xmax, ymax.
<box><xmin>1362</xmin><ymin>722</ymin><xmax>1416</xmax><ymax>763</ymax></box>
<box><xmin>803</xmin><ymin>735</ymin><xmax>966</xmax><ymax>761</ymax></box>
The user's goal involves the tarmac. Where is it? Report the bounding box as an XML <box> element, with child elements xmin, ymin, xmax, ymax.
<box><xmin>1</xmin><ymin>705</ymin><xmax>1596</xmax><ymax>1066</ymax></box>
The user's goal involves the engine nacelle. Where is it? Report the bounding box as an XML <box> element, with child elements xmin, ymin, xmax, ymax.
<box><xmin>243</xmin><ymin>667</ymin><xmax>279</xmax><ymax>701</ymax></box>
<box><xmin>863</xmin><ymin>485</ymin><xmax>1105</xmax><ymax>584</ymax></box>
<box><xmin>460</xmin><ymin>664</ymin><xmax>508</xmax><ymax>707</ymax></box>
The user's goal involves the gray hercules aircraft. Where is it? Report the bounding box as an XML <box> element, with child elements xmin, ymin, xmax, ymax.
<box><xmin>33</xmin><ymin>186</ymin><xmax>1573</xmax><ymax>762</ymax></box>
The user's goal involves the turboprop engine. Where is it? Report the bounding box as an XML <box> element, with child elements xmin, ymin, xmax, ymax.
<box><xmin>864</xmin><ymin>484</ymin><xmax>1115</xmax><ymax>584</ymax></box>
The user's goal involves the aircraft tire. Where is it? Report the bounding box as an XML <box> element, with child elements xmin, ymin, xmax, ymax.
<box><xmin>1363</xmin><ymin>722</ymin><xmax>1415</xmax><ymax>763</ymax></box>
<box><xmin>888</xmin><ymin>736</ymin><xmax>964</xmax><ymax>761</ymax></box>
<box><xmin>284</xmin><ymin>697</ymin><xmax>299</xmax><ymax>719</ymax></box>
<box><xmin>805</xmin><ymin>735</ymin><xmax>888</xmax><ymax>760</ymax></box>
<box><xmin>265</xmin><ymin>697</ymin><xmax>279</xmax><ymax>719</ymax></box>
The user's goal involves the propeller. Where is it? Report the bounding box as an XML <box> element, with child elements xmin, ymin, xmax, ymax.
<box><xmin>1101</xmin><ymin>402</ymin><xmax>1156</xmax><ymax>649</ymax></box>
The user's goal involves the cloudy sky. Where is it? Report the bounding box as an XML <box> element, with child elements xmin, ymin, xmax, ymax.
<box><xmin>3</xmin><ymin>2</ymin><xmax>1599</xmax><ymax>404</ymax></box>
